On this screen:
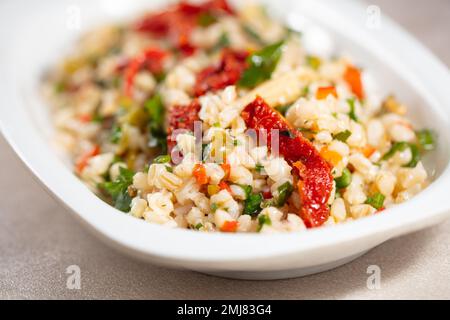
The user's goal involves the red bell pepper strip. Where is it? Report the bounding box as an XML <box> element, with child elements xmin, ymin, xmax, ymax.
<box><xmin>134</xmin><ymin>0</ymin><xmax>234</xmax><ymax>55</ymax></box>
<box><xmin>344</xmin><ymin>65</ymin><xmax>365</xmax><ymax>100</ymax></box>
<box><xmin>194</xmin><ymin>49</ymin><xmax>248</xmax><ymax>97</ymax></box>
<box><xmin>241</xmin><ymin>96</ymin><xmax>333</xmax><ymax>228</ymax></box>
<box><xmin>123</xmin><ymin>47</ymin><xmax>168</xmax><ymax>97</ymax></box>
<box><xmin>167</xmin><ymin>100</ymin><xmax>201</xmax><ymax>154</ymax></box>
<box><xmin>75</xmin><ymin>145</ymin><xmax>100</xmax><ymax>175</ymax></box>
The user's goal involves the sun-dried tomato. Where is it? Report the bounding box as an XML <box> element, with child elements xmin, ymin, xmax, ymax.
<box><xmin>241</xmin><ymin>96</ymin><xmax>333</xmax><ymax>228</ymax></box>
<box><xmin>134</xmin><ymin>0</ymin><xmax>234</xmax><ymax>55</ymax></box>
<box><xmin>123</xmin><ymin>47</ymin><xmax>168</xmax><ymax>97</ymax></box>
<box><xmin>194</xmin><ymin>49</ymin><xmax>248</xmax><ymax>97</ymax></box>
<box><xmin>167</xmin><ymin>100</ymin><xmax>201</xmax><ymax>153</ymax></box>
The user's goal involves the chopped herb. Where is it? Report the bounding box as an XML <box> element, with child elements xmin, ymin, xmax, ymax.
<box><xmin>198</xmin><ymin>12</ymin><xmax>217</xmax><ymax>27</ymax></box>
<box><xmin>274</xmin><ymin>182</ymin><xmax>294</xmax><ymax>207</ymax></box>
<box><xmin>211</xmin><ymin>203</ymin><xmax>219</xmax><ymax>213</ymax></box>
<box><xmin>255</xmin><ymin>164</ymin><xmax>264</xmax><ymax>174</ymax></box>
<box><xmin>110</xmin><ymin>125</ymin><xmax>122</xmax><ymax>144</ymax></box>
<box><xmin>335</xmin><ymin>168</ymin><xmax>352</xmax><ymax>189</ymax></box>
<box><xmin>194</xmin><ymin>223</ymin><xmax>204</xmax><ymax>230</ymax></box>
<box><xmin>213</xmin><ymin>122</ymin><xmax>221</xmax><ymax>127</ymax></box>
<box><xmin>243</xmin><ymin>193</ymin><xmax>263</xmax><ymax>216</ymax></box>
<box><xmin>365</xmin><ymin>193</ymin><xmax>385</xmax><ymax>210</ymax></box>
<box><xmin>242</xmin><ymin>24</ymin><xmax>265</xmax><ymax>45</ymax></box>
<box><xmin>91</xmin><ymin>113</ymin><xmax>103</xmax><ymax>123</ymax></box>
<box><xmin>210</xmin><ymin>33</ymin><xmax>230</xmax><ymax>52</ymax></box>
<box><xmin>145</xmin><ymin>94</ymin><xmax>167</xmax><ymax>153</ymax></box>
<box><xmin>334</xmin><ymin>130</ymin><xmax>352</xmax><ymax>142</ymax></box>
<box><xmin>306</xmin><ymin>55</ymin><xmax>322</xmax><ymax>70</ymax></box>
<box><xmin>153</xmin><ymin>155</ymin><xmax>171</xmax><ymax>164</ymax></box>
<box><xmin>301</xmin><ymin>86</ymin><xmax>310</xmax><ymax>97</ymax></box>
<box><xmin>233</xmin><ymin>139</ymin><xmax>241</xmax><ymax>146</ymax></box>
<box><xmin>382</xmin><ymin>142</ymin><xmax>420</xmax><ymax>168</ymax></box>
<box><xmin>297</xmin><ymin>127</ymin><xmax>316</xmax><ymax>134</ymax></box>
<box><xmin>257</xmin><ymin>214</ymin><xmax>272</xmax><ymax>232</ymax></box>
<box><xmin>165</xmin><ymin>166</ymin><xmax>173</xmax><ymax>173</ymax></box>
<box><xmin>100</xmin><ymin>167</ymin><xmax>135</xmax><ymax>212</ymax></box>
<box><xmin>145</xmin><ymin>94</ymin><xmax>164</xmax><ymax>132</ymax></box>
<box><xmin>240</xmin><ymin>185</ymin><xmax>253</xmax><ymax>199</ymax></box>
<box><xmin>416</xmin><ymin>129</ymin><xmax>436</xmax><ymax>151</ymax></box>
<box><xmin>54</xmin><ymin>82</ymin><xmax>66</xmax><ymax>93</ymax></box>
<box><xmin>239</xmin><ymin>41</ymin><xmax>284</xmax><ymax>88</ymax></box>
<box><xmin>347</xmin><ymin>98</ymin><xmax>359</xmax><ymax>122</ymax></box>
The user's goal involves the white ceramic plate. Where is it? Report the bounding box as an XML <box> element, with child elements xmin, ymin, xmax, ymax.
<box><xmin>1</xmin><ymin>0</ymin><xmax>450</xmax><ymax>280</ymax></box>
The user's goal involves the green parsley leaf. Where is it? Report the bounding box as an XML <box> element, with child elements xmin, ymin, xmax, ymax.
<box><xmin>365</xmin><ymin>193</ymin><xmax>385</xmax><ymax>210</ymax></box>
<box><xmin>274</xmin><ymin>182</ymin><xmax>294</xmax><ymax>207</ymax></box>
<box><xmin>239</xmin><ymin>41</ymin><xmax>284</xmax><ymax>88</ymax></box>
<box><xmin>110</xmin><ymin>125</ymin><xmax>122</xmax><ymax>144</ymax></box>
<box><xmin>416</xmin><ymin>129</ymin><xmax>436</xmax><ymax>151</ymax></box>
<box><xmin>257</xmin><ymin>214</ymin><xmax>272</xmax><ymax>232</ymax></box>
<box><xmin>334</xmin><ymin>130</ymin><xmax>352</xmax><ymax>142</ymax></box>
<box><xmin>335</xmin><ymin>168</ymin><xmax>352</xmax><ymax>189</ymax></box>
<box><xmin>153</xmin><ymin>155</ymin><xmax>171</xmax><ymax>164</ymax></box>
<box><xmin>100</xmin><ymin>167</ymin><xmax>135</xmax><ymax>212</ymax></box>
<box><xmin>347</xmin><ymin>98</ymin><xmax>359</xmax><ymax>122</ymax></box>
<box><xmin>243</xmin><ymin>193</ymin><xmax>263</xmax><ymax>216</ymax></box>
<box><xmin>382</xmin><ymin>142</ymin><xmax>420</xmax><ymax>168</ymax></box>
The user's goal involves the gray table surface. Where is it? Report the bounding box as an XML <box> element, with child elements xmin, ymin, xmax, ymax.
<box><xmin>1</xmin><ymin>0</ymin><xmax>449</xmax><ymax>300</ymax></box>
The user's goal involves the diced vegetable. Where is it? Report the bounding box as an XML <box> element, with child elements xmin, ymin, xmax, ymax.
<box><xmin>274</xmin><ymin>182</ymin><xmax>293</xmax><ymax>207</ymax></box>
<box><xmin>335</xmin><ymin>168</ymin><xmax>352</xmax><ymax>189</ymax></box>
<box><xmin>240</xmin><ymin>185</ymin><xmax>253</xmax><ymax>199</ymax></box>
<box><xmin>365</xmin><ymin>193</ymin><xmax>385</xmax><ymax>210</ymax></box>
<box><xmin>417</xmin><ymin>129</ymin><xmax>436</xmax><ymax>151</ymax></box>
<box><xmin>210</xmin><ymin>33</ymin><xmax>230</xmax><ymax>52</ymax></box>
<box><xmin>198</xmin><ymin>12</ymin><xmax>218</xmax><ymax>27</ymax></box>
<box><xmin>306</xmin><ymin>55</ymin><xmax>321</xmax><ymax>70</ymax></box>
<box><xmin>243</xmin><ymin>193</ymin><xmax>263</xmax><ymax>216</ymax></box>
<box><xmin>194</xmin><ymin>223</ymin><xmax>204</xmax><ymax>230</ymax></box>
<box><xmin>153</xmin><ymin>155</ymin><xmax>171</xmax><ymax>164</ymax></box>
<box><xmin>334</xmin><ymin>130</ymin><xmax>352</xmax><ymax>142</ymax></box>
<box><xmin>344</xmin><ymin>65</ymin><xmax>364</xmax><ymax>100</ymax></box>
<box><xmin>257</xmin><ymin>214</ymin><xmax>272</xmax><ymax>232</ymax></box>
<box><xmin>347</xmin><ymin>98</ymin><xmax>358</xmax><ymax>122</ymax></box>
<box><xmin>211</xmin><ymin>203</ymin><xmax>219</xmax><ymax>212</ymax></box>
<box><xmin>219</xmin><ymin>181</ymin><xmax>232</xmax><ymax>193</ymax></box>
<box><xmin>220</xmin><ymin>220</ymin><xmax>238</xmax><ymax>232</ymax></box>
<box><xmin>193</xmin><ymin>164</ymin><xmax>209</xmax><ymax>185</ymax></box>
<box><xmin>207</xmin><ymin>184</ymin><xmax>220</xmax><ymax>196</ymax></box>
<box><xmin>238</xmin><ymin>41</ymin><xmax>284</xmax><ymax>88</ymax></box>
<box><xmin>316</xmin><ymin>86</ymin><xmax>338</xmax><ymax>100</ymax></box>
<box><xmin>75</xmin><ymin>145</ymin><xmax>100</xmax><ymax>175</ymax></box>
<box><xmin>320</xmin><ymin>146</ymin><xmax>343</xmax><ymax>167</ymax></box>
<box><xmin>110</xmin><ymin>125</ymin><xmax>122</xmax><ymax>144</ymax></box>
<box><xmin>382</xmin><ymin>142</ymin><xmax>420</xmax><ymax>168</ymax></box>
<box><xmin>124</xmin><ymin>47</ymin><xmax>168</xmax><ymax>97</ymax></box>
<box><xmin>100</xmin><ymin>167</ymin><xmax>135</xmax><ymax>212</ymax></box>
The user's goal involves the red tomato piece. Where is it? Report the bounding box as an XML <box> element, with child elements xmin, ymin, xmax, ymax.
<box><xmin>167</xmin><ymin>100</ymin><xmax>201</xmax><ymax>153</ymax></box>
<box><xmin>194</xmin><ymin>49</ymin><xmax>248</xmax><ymax>97</ymax></box>
<box><xmin>241</xmin><ymin>96</ymin><xmax>333</xmax><ymax>228</ymax></box>
<box><xmin>134</xmin><ymin>0</ymin><xmax>234</xmax><ymax>55</ymax></box>
<box><xmin>124</xmin><ymin>47</ymin><xmax>168</xmax><ymax>97</ymax></box>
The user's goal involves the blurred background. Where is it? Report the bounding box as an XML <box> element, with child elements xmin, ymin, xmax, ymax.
<box><xmin>1</xmin><ymin>0</ymin><xmax>449</xmax><ymax>299</ymax></box>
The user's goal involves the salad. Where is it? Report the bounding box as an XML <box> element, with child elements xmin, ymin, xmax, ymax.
<box><xmin>42</xmin><ymin>0</ymin><xmax>436</xmax><ymax>233</ymax></box>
